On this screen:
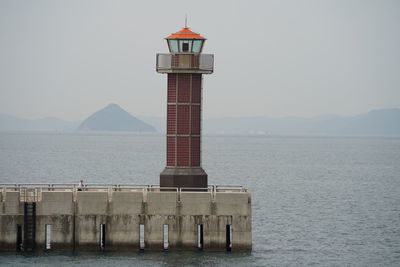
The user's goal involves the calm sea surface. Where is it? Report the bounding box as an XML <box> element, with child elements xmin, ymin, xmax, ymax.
<box><xmin>0</xmin><ymin>132</ymin><xmax>399</xmax><ymax>266</ymax></box>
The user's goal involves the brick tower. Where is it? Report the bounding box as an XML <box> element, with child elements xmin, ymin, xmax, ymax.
<box><xmin>156</xmin><ymin>26</ymin><xmax>214</xmax><ymax>188</ymax></box>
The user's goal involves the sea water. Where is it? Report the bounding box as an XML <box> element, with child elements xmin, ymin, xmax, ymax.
<box><xmin>0</xmin><ymin>132</ymin><xmax>399</xmax><ymax>266</ymax></box>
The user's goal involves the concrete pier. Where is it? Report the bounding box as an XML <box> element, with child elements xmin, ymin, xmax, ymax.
<box><xmin>0</xmin><ymin>184</ymin><xmax>251</xmax><ymax>252</ymax></box>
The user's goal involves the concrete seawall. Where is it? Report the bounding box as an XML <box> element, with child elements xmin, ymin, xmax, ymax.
<box><xmin>0</xmin><ymin>185</ymin><xmax>251</xmax><ymax>252</ymax></box>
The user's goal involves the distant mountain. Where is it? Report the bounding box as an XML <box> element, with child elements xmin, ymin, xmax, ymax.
<box><xmin>336</xmin><ymin>108</ymin><xmax>400</xmax><ymax>135</ymax></box>
<box><xmin>2</xmin><ymin>108</ymin><xmax>399</xmax><ymax>136</ymax></box>
<box><xmin>142</xmin><ymin>108</ymin><xmax>400</xmax><ymax>136</ymax></box>
<box><xmin>0</xmin><ymin>113</ymin><xmax>79</xmax><ymax>131</ymax></box>
<box><xmin>203</xmin><ymin>108</ymin><xmax>400</xmax><ymax>136</ymax></box>
<box><xmin>77</xmin><ymin>104</ymin><xmax>156</xmax><ymax>132</ymax></box>
<box><xmin>137</xmin><ymin>116</ymin><xmax>165</xmax><ymax>133</ymax></box>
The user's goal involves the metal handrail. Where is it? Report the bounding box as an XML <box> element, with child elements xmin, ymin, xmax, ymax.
<box><xmin>0</xmin><ymin>183</ymin><xmax>247</xmax><ymax>203</ymax></box>
<box><xmin>156</xmin><ymin>53</ymin><xmax>214</xmax><ymax>72</ymax></box>
<box><xmin>0</xmin><ymin>183</ymin><xmax>245</xmax><ymax>189</ymax></box>
<box><xmin>214</xmin><ymin>185</ymin><xmax>245</xmax><ymax>192</ymax></box>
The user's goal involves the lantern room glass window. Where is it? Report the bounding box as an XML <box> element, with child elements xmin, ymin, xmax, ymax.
<box><xmin>192</xmin><ymin>40</ymin><xmax>203</xmax><ymax>53</ymax></box>
<box><xmin>167</xmin><ymin>39</ymin><xmax>205</xmax><ymax>53</ymax></box>
<box><xmin>168</xmin><ymin>40</ymin><xmax>179</xmax><ymax>53</ymax></box>
<box><xmin>179</xmin><ymin>40</ymin><xmax>192</xmax><ymax>53</ymax></box>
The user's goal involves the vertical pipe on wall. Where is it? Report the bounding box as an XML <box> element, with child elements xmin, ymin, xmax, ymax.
<box><xmin>163</xmin><ymin>224</ymin><xmax>169</xmax><ymax>250</ymax></box>
<box><xmin>139</xmin><ymin>224</ymin><xmax>145</xmax><ymax>250</ymax></box>
<box><xmin>226</xmin><ymin>224</ymin><xmax>232</xmax><ymax>251</ymax></box>
<box><xmin>197</xmin><ymin>224</ymin><xmax>203</xmax><ymax>250</ymax></box>
<box><xmin>45</xmin><ymin>224</ymin><xmax>52</xmax><ymax>250</ymax></box>
<box><xmin>100</xmin><ymin>224</ymin><xmax>106</xmax><ymax>250</ymax></box>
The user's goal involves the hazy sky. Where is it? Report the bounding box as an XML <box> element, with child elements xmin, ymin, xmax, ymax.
<box><xmin>0</xmin><ymin>0</ymin><xmax>399</xmax><ymax>120</ymax></box>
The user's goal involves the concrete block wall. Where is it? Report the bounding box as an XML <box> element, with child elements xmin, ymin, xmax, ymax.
<box><xmin>180</xmin><ymin>192</ymin><xmax>211</xmax><ymax>215</ymax></box>
<box><xmin>109</xmin><ymin>192</ymin><xmax>143</xmax><ymax>215</ymax></box>
<box><xmin>106</xmin><ymin>192</ymin><xmax>143</xmax><ymax>249</ymax></box>
<box><xmin>75</xmin><ymin>192</ymin><xmax>108</xmax><ymax>249</ymax></box>
<box><xmin>36</xmin><ymin>192</ymin><xmax>74</xmax><ymax>250</ymax></box>
<box><xmin>147</xmin><ymin>192</ymin><xmax>177</xmax><ymax>215</ymax></box>
<box><xmin>2</xmin><ymin>192</ymin><xmax>21</xmax><ymax>215</ymax></box>
<box><xmin>77</xmin><ymin>192</ymin><xmax>108</xmax><ymax>215</ymax></box>
<box><xmin>0</xmin><ymin>190</ymin><xmax>252</xmax><ymax>252</ymax></box>
<box><xmin>0</xmin><ymin>192</ymin><xmax>24</xmax><ymax>251</ymax></box>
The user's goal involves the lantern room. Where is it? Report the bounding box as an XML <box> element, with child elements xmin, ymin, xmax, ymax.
<box><xmin>166</xmin><ymin>27</ymin><xmax>206</xmax><ymax>54</ymax></box>
<box><xmin>157</xmin><ymin>27</ymin><xmax>213</xmax><ymax>74</ymax></box>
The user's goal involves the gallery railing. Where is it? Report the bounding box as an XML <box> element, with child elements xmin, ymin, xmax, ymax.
<box><xmin>156</xmin><ymin>53</ymin><xmax>214</xmax><ymax>73</ymax></box>
<box><xmin>0</xmin><ymin>183</ymin><xmax>246</xmax><ymax>203</ymax></box>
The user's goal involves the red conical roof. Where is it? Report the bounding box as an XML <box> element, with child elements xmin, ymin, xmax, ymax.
<box><xmin>166</xmin><ymin>27</ymin><xmax>205</xmax><ymax>39</ymax></box>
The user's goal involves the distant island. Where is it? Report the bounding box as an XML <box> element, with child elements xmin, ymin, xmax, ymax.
<box><xmin>77</xmin><ymin>104</ymin><xmax>156</xmax><ymax>132</ymax></box>
<box><xmin>0</xmin><ymin>114</ymin><xmax>79</xmax><ymax>131</ymax></box>
<box><xmin>0</xmin><ymin>103</ymin><xmax>156</xmax><ymax>133</ymax></box>
<box><xmin>202</xmin><ymin>108</ymin><xmax>400</xmax><ymax>136</ymax></box>
<box><xmin>1</xmin><ymin>107</ymin><xmax>400</xmax><ymax>136</ymax></box>
<box><xmin>140</xmin><ymin>108</ymin><xmax>400</xmax><ymax>136</ymax></box>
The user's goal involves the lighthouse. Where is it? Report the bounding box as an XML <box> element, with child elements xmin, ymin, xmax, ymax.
<box><xmin>0</xmin><ymin>25</ymin><xmax>251</xmax><ymax>253</ymax></box>
<box><xmin>156</xmin><ymin>26</ymin><xmax>214</xmax><ymax>188</ymax></box>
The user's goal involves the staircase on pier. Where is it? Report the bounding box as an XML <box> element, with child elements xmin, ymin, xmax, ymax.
<box><xmin>23</xmin><ymin>196</ymin><xmax>37</xmax><ymax>251</ymax></box>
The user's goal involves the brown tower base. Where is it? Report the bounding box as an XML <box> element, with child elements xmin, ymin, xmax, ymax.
<box><xmin>160</xmin><ymin>167</ymin><xmax>208</xmax><ymax>188</ymax></box>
